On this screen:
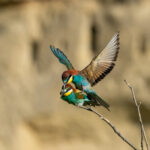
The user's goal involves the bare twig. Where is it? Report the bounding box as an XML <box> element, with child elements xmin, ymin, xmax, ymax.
<box><xmin>141</xmin><ymin>127</ymin><xmax>144</xmax><ymax>150</ymax></box>
<box><xmin>79</xmin><ymin>106</ymin><xmax>138</xmax><ymax>150</ymax></box>
<box><xmin>139</xmin><ymin>103</ymin><xmax>144</xmax><ymax>150</ymax></box>
<box><xmin>124</xmin><ymin>80</ymin><xmax>150</xmax><ymax>150</ymax></box>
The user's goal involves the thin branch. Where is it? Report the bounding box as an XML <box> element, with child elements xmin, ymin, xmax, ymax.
<box><xmin>124</xmin><ymin>80</ymin><xmax>150</xmax><ymax>150</ymax></box>
<box><xmin>139</xmin><ymin>103</ymin><xmax>144</xmax><ymax>150</ymax></box>
<box><xmin>141</xmin><ymin>127</ymin><xmax>144</xmax><ymax>150</ymax></box>
<box><xmin>79</xmin><ymin>106</ymin><xmax>138</xmax><ymax>150</ymax></box>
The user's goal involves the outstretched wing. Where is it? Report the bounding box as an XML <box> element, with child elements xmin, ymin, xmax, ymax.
<box><xmin>50</xmin><ymin>45</ymin><xmax>74</xmax><ymax>70</ymax></box>
<box><xmin>80</xmin><ymin>32</ymin><xmax>120</xmax><ymax>86</ymax></box>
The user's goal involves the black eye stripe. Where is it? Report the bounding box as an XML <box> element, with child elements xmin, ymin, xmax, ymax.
<box><xmin>67</xmin><ymin>75</ymin><xmax>72</xmax><ymax>82</ymax></box>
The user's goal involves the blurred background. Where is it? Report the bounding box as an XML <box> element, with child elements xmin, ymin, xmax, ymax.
<box><xmin>0</xmin><ymin>0</ymin><xmax>150</xmax><ymax>149</ymax></box>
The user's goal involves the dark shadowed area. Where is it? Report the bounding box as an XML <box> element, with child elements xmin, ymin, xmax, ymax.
<box><xmin>0</xmin><ymin>0</ymin><xmax>150</xmax><ymax>150</ymax></box>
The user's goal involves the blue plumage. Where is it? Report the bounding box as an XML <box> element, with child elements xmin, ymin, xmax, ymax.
<box><xmin>50</xmin><ymin>45</ymin><xmax>73</xmax><ymax>70</ymax></box>
<box><xmin>50</xmin><ymin>32</ymin><xmax>120</xmax><ymax>111</ymax></box>
<box><xmin>72</xmin><ymin>74</ymin><xmax>110</xmax><ymax>110</ymax></box>
<box><xmin>73</xmin><ymin>74</ymin><xmax>90</xmax><ymax>89</ymax></box>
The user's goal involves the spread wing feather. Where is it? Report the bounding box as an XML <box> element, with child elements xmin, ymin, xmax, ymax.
<box><xmin>80</xmin><ymin>32</ymin><xmax>120</xmax><ymax>86</ymax></box>
<box><xmin>50</xmin><ymin>45</ymin><xmax>74</xmax><ymax>70</ymax></box>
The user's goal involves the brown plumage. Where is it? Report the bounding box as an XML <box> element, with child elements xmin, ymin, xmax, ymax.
<box><xmin>62</xmin><ymin>70</ymin><xmax>78</xmax><ymax>81</ymax></box>
<box><xmin>51</xmin><ymin>32</ymin><xmax>119</xmax><ymax>110</ymax></box>
<box><xmin>80</xmin><ymin>32</ymin><xmax>119</xmax><ymax>86</ymax></box>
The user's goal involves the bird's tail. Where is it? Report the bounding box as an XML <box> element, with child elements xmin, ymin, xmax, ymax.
<box><xmin>87</xmin><ymin>92</ymin><xmax>110</xmax><ymax>111</ymax></box>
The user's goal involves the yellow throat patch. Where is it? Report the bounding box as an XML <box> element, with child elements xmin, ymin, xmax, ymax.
<box><xmin>64</xmin><ymin>89</ymin><xmax>73</xmax><ymax>96</ymax></box>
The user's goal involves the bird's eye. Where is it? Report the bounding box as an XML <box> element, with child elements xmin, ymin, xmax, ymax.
<box><xmin>68</xmin><ymin>74</ymin><xmax>72</xmax><ymax>79</ymax></box>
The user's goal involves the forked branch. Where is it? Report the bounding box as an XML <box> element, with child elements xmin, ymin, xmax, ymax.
<box><xmin>124</xmin><ymin>80</ymin><xmax>150</xmax><ymax>150</ymax></box>
<box><xmin>79</xmin><ymin>80</ymin><xmax>150</xmax><ymax>150</ymax></box>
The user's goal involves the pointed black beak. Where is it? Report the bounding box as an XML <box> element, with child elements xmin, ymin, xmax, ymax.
<box><xmin>60</xmin><ymin>89</ymin><xmax>64</xmax><ymax>96</ymax></box>
<box><xmin>60</xmin><ymin>91</ymin><xmax>63</xmax><ymax>96</ymax></box>
<box><xmin>60</xmin><ymin>84</ymin><xmax>66</xmax><ymax>96</ymax></box>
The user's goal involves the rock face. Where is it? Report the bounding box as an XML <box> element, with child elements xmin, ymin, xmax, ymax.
<box><xmin>0</xmin><ymin>0</ymin><xmax>150</xmax><ymax>150</ymax></box>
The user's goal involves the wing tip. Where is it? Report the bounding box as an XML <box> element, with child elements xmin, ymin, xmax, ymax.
<box><xmin>113</xmin><ymin>31</ymin><xmax>120</xmax><ymax>61</ymax></box>
<box><xmin>50</xmin><ymin>45</ymin><xmax>54</xmax><ymax>49</ymax></box>
<box><xmin>50</xmin><ymin>45</ymin><xmax>63</xmax><ymax>54</ymax></box>
<box><xmin>49</xmin><ymin>45</ymin><xmax>56</xmax><ymax>52</ymax></box>
<box><xmin>115</xmin><ymin>31</ymin><xmax>120</xmax><ymax>38</ymax></box>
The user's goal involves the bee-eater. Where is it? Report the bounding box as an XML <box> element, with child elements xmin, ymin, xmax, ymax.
<box><xmin>60</xmin><ymin>84</ymin><xmax>108</xmax><ymax>107</ymax></box>
<box><xmin>50</xmin><ymin>32</ymin><xmax>120</xmax><ymax>110</ymax></box>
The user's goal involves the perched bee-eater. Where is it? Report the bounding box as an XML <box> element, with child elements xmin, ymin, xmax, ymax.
<box><xmin>60</xmin><ymin>84</ymin><xmax>108</xmax><ymax>108</ymax></box>
<box><xmin>50</xmin><ymin>32</ymin><xmax>120</xmax><ymax>110</ymax></box>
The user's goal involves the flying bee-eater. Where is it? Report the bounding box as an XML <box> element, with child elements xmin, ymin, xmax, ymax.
<box><xmin>50</xmin><ymin>32</ymin><xmax>120</xmax><ymax>110</ymax></box>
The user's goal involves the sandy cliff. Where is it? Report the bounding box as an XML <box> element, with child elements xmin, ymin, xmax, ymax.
<box><xmin>0</xmin><ymin>0</ymin><xmax>150</xmax><ymax>149</ymax></box>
